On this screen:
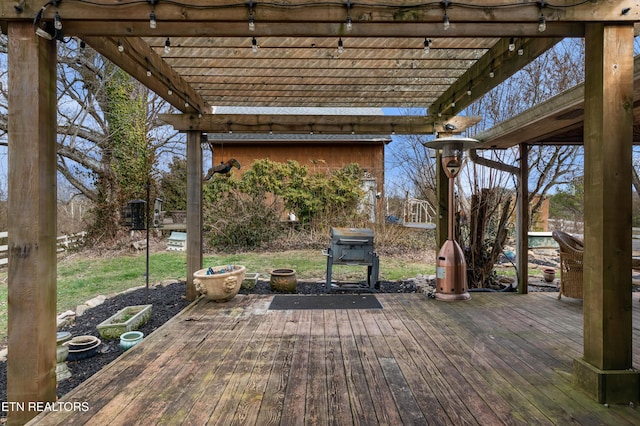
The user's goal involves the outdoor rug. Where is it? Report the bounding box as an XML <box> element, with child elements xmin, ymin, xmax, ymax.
<box><xmin>269</xmin><ymin>294</ymin><xmax>382</xmax><ymax>310</ymax></box>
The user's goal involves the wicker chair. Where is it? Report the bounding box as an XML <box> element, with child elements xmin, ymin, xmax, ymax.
<box><xmin>551</xmin><ymin>230</ymin><xmax>584</xmax><ymax>300</ymax></box>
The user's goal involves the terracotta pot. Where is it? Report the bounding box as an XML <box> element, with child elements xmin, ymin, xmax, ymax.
<box><xmin>542</xmin><ymin>268</ymin><xmax>556</xmax><ymax>283</ymax></box>
<box><xmin>194</xmin><ymin>265</ymin><xmax>246</xmax><ymax>302</ymax></box>
<box><xmin>270</xmin><ymin>269</ymin><xmax>297</xmax><ymax>293</ymax></box>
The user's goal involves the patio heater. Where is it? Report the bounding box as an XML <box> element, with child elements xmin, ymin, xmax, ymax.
<box><xmin>422</xmin><ymin>136</ymin><xmax>480</xmax><ymax>301</ymax></box>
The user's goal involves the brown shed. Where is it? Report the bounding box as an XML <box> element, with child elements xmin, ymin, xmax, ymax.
<box><xmin>205</xmin><ymin>132</ymin><xmax>391</xmax><ymax>222</ymax></box>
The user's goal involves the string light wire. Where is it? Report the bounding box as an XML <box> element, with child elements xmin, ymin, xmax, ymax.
<box><xmin>68</xmin><ymin>0</ymin><xmax>593</xmax><ymax>13</ymax></box>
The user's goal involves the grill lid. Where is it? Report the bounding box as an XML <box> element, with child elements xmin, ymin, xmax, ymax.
<box><xmin>330</xmin><ymin>227</ymin><xmax>374</xmax><ymax>245</ymax></box>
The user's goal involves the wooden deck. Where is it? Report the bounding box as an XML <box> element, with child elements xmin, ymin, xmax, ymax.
<box><xmin>33</xmin><ymin>292</ymin><xmax>640</xmax><ymax>425</ymax></box>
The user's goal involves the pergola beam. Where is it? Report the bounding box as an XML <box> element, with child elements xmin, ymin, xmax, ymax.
<box><xmin>83</xmin><ymin>36</ymin><xmax>208</xmax><ymax>113</ymax></box>
<box><xmin>434</xmin><ymin>37</ymin><xmax>562</xmax><ymax>116</ymax></box>
<box><xmin>62</xmin><ymin>22</ymin><xmax>585</xmax><ymax>38</ymax></box>
<box><xmin>3</xmin><ymin>0</ymin><xmax>638</xmax><ymax>25</ymax></box>
<box><xmin>159</xmin><ymin>113</ymin><xmax>481</xmax><ymax>134</ymax></box>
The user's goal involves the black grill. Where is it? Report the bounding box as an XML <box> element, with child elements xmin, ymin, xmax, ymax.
<box><xmin>325</xmin><ymin>227</ymin><xmax>380</xmax><ymax>290</ymax></box>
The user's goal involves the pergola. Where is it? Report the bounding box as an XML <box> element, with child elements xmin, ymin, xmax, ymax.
<box><xmin>1</xmin><ymin>1</ymin><xmax>638</xmax><ymax>423</ymax></box>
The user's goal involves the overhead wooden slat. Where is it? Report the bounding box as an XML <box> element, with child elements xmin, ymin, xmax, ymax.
<box><xmin>203</xmin><ymin>98</ymin><xmax>438</xmax><ymax>108</ymax></box>
<box><xmin>165</xmin><ymin>57</ymin><xmax>477</xmax><ymax>70</ymax></box>
<box><xmin>154</xmin><ymin>47</ymin><xmax>487</xmax><ymax>61</ymax></box>
<box><xmin>196</xmin><ymin>85</ymin><xmax>449</xmax><ymax>94</ymax></box>
<box><xmin>144</xmin><ymin>36</ymin><xmax>500</xmax><ymax>50</ymax></box>
<box><xmin>179</xmin><ymin>68</ymin><xmax>464</xmax><ymax>78</ymax></box>
<box><xmin>185</xmin><ymin>76</ymin><xmax>459</xmax><ymax>85</ymax></box>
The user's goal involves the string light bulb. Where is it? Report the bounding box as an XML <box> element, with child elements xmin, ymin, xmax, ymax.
<box><xmin>423</xmin><ymin>38</ymin><xmax>431</xmax><ymax>55</ymax></box>
<box><xmin>538</xmin><ymin>14</ymin><xmax>546</xmax><ymax>32</ymax></box>
<box><xmin>167</xmin><ymin>87</ymin><xmax>172</xmax><ymax>95</ymax></box>
<box><xmin>251</xmin><ymin>37</ymin><xmax>259</xmax><ymax>53</ymax></box>
<box><xmin>117</xmin><ymin>40</ymin><xmax>124</xmax><ymax>53</ymax></box>
<box><xmin>508</xmin><ymin>37</ymin><xmax>515</xmax><ymax>52</ymax></box>
<box><xmin>248</xmin><ymin>0</ymin><xmax>255</xmax><ymax>31</ymax></box>
<box><xmin>517</xmin><ymin>43</ymin><xmax>524</xmax><ymax>56</ymax></box>
<box><xmin>451</xmin><ymin>93</ymin><xmax>456</xmax><ymax>108</ymax></box>
<box><xmin>149</xmin><ymin>11</ymin><xmax>157</xmax><ymax>29</ymax></box>
<box><xmin>489</xmin><ymin>61</ymin><xmax>495</xmax><ymax>78</ymax></box>
<box><xmin>442</xmin><ymin>0</ymin><xmax>451</xmax><ymax>31</ymax></box>
<box><xmin>538</xmin><ymin>0</ymin><xmax>547</xmax><ymax>32</ymax></box>
<box><xmin>164</xmin><ymin>37</ymin><xmax>171</xmax><ymax>54</ymax></box>
<box><xmin>338</xmin><ymin>38</ymin><xmax>344</xmax><ymax>54</ymax></box>
<box><xmin>346</xmin><ymin>0</ymin><xmax>353</xmax><ymax>31</ymax></box>
<box><xmin>467</xmin><ymin>79</ymin><xmax>472</xmax><ymax>96</ymax></box>
<box><xmin>54</xmin><ymin>11</ymin><xmax>62</xmax><ymax>31</ymax></box>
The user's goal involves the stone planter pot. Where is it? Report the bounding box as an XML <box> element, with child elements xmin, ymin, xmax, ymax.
<box><xmin>270</xmin><ymin>268</ymin><xmax>297</xmax><ymax>293</ymax></box>
<box><xmin>193</xmin><ymin>265</ymin><xmax>246</xmax><ymax>302</ymax></box>
<box><xmin>120</xmin><ymin>331</ymin><xmax>144</xmax><ymax>351</ymax></box>
<box><xmin>96</xmin><ymin>304</ymin><xmax>153</xmax><ymax>340</ymax></box>
<box><xmin>241</xmin><ymin>273</ymin><xmax>260</xmax><ymax>290</ymax></box>
<box><xmin>543</xmin><ymin>268</ymin><xmax>556</xmax><ymax>283</ymax></box>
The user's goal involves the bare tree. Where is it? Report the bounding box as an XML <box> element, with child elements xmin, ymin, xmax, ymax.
<box><xmin>0</xmin><ymin>36</ymin><xmax>183</xmax><ymax>241</ymax></box>
<box><xmin>389</xmin><ymin>39</ymin><xmax>586</xmax><ymax>286</ymax></box>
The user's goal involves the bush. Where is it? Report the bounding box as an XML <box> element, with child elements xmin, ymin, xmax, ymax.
<box><xmin>204</xmin><ymin>189</ymin><xmax>281</xmax><ymax>250</ymax></box>
<box><xmin>202</xmin><ymin>160</ymin><xmax>367</xmax><ymax>251</ymax></box>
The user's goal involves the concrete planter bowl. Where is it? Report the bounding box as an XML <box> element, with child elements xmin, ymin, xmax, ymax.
<box><xmin>193</xmin><ymin>265</ymin><xmax>246</xmax><ymax>302</ymax></box>
<box><xmin>96</xmin><ymin>304</ymin><xmax>153</xmax><ymax>340</ymax></box>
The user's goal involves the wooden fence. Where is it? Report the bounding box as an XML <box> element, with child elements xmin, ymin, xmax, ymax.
<box><xmin>0</xmin><ymin>231</ymin><xmax>86</xmax><ymax>267</ymax></box>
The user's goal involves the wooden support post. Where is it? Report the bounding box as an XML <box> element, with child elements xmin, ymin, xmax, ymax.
<box><xmin>575</xmin><ymin>22</ymin><xmax>639</xmax><ymax>404</ymax></box>
<box><xmin>186</xmin><ymin>131</ymin><xmax>203</xmax><ymax>301</ymax></box>
<box><xmin>516</xmin><ymin>143</ymin><xmax>529</xmax><ymax>294</ymax></box>
<box><xmin>436</xmin><ymin>151</ymin><xmax>448</xmax><ymax>251</ymax></box>
<box><xmin>6</xmin><ymin>23</ymin><xmax>57</xmax><ymax>425</ymax></box>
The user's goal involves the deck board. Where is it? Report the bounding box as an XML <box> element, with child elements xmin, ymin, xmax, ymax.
<box><xmin>31</xmin><ymin>292</ymin><xmax>640</xmax><ymax>425</ymax></box>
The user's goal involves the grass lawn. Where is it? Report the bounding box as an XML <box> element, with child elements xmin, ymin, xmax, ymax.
<box><xmin>0</xmin><ymin>249</ymin><xmax>436</xmax><ymax>344</ymax></box>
